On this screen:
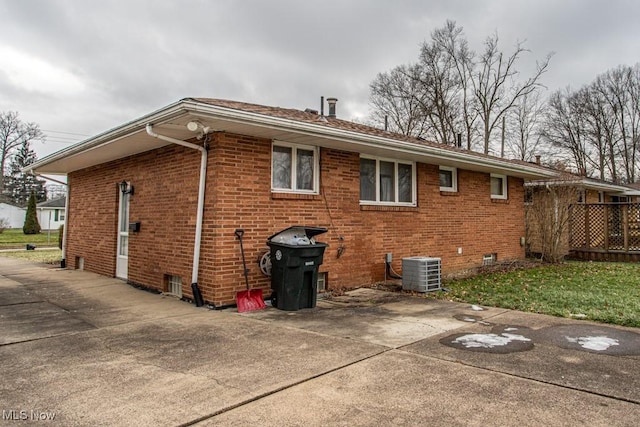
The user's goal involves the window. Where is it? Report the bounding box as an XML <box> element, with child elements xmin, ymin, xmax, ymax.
<box><xmin>360</xmin><ymin>156</ymin><xmax>415</xmax><ymax>205</ymax></box>
<box><xmin>439</xmin><ymin>166</ymin><xmax>458</xmax><ymax>192</ymax></box>
<box><xmin>165</xmin><ymin>275</ymin><xmax>182</xmax><ymax>297</ymax></box>
<box><xmin>577</xmin><ymin>189</ymin><xmax>586</xmax><ymax>203</ymax></box>
<box><xmin>271</xmin><ymin>142</ymin><xmax>318</xmax><ymax>193</ymax></box>
<box><xmin>490</xmin><ymin>174</ymin><xmax>507</xmax><ymax>199</ymax></box>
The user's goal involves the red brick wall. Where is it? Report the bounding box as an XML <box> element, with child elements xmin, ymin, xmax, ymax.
<box><xmin>201</xmin><ymin>132</ymin><xmax>525</xmax><ymax>305</ymax></box>
<box><xmin>67</xmin><ymin>132</ymin><xmax>526</xmax><ymax>306</ymax></box>
<box><xmin>66</xmin><ymin>145</ymin><xmax>201</xmax><ymax>292</ymax></box>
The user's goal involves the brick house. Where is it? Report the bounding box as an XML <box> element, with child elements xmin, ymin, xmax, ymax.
<box><xmin>27</xmin><ymin>98</ymin><xmax>556</xmax><ymax>307</ymax></box>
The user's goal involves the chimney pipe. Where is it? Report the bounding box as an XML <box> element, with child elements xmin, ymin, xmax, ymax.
<box><xmin>320</xmin><ymin>96</ymin><xmax>324</xmax><ymax>116</ymax></box>
<box><xmin>384</xmin><ymin>115</ymin><xmax>388</xmax><ymax>131</ymax></box>
<box><xmin>326</xmin><ymin>97</ymin><xmax>338</xmax><ymax>118</ymax></box>
<box><xmin>535</xmin><ymin>155</ymin><xmax>541</xmax><ymax>165</ymax></box>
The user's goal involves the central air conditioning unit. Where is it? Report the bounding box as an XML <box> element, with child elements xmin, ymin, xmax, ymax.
<box><xmin>402</xmin><ymin>257</ymin><xmax>441</xmax><ymax>292</ymax></box>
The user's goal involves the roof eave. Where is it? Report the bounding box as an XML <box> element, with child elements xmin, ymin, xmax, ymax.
<box><xmin>26</xmin><ymin>98</ymin><xmax>557</xmax><ymax>180</ymax></box>
<box><xmin>525</xmin><ymin>178</ymin><xmax>631</xmax><ymax>193</ymax></box>
<box><xmin>23</xmin><ymin>100</ymin><xmax>191</xmax><ymax>175</ymax></box>
<box><xmin>186</xmin><ymin>101</ymin><xmax>556</xmax><ymax>180</ymax></box>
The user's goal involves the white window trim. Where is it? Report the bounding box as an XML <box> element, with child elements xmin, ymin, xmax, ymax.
<box><xmin>439</xmin><ymin>166</ymin><xmax>458</xmax><ymax>192</ymax></box>
<box><xmin>271</xmin><ymin>141</ymin><xmax>319</xmax><ymax>194</ymax></box>
<box><xmin>359</xmin><ymin>155</ymin><xmax>417</xmax><ymax>206</ymax></box>
<box><xmin>490</xmin><ymin>173</ymin><xmax>508</xmax><ymax>200</ymax></box>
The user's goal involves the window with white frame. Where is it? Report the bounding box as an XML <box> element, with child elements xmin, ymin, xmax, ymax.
<box><xmin>360</xmin><ymin>156</ymin><xmax>415</xmax><ymax>205</ymax></box>
<box><xmin>271</xmin><ymin>142</ymin><xmax>319</xmax><ymax>193</ymax></box>
<box><xmin>490</xmin><ymin>174</ymin><xmax>508</xmax><ymax>199</ymax></box>
<box><xmin>439</xmin><ymin>166</ymin><xmax>458</xmax><ymax>192</ymax></box>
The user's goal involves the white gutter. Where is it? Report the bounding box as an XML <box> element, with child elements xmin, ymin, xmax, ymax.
<box><xmin>33</xmin><ymin>174</ymin><xmax>67</xmax><ymax>186</ymax></box>
<box><xmin>25</xmin><ymin>100</ymin><xmax>190</xmax><ymax>172</ymax></box>
<box><xmin>145</xmin><ymin>124</ymin><xmax>207</xmax><ymax>305</ymax></box>
<box><xmin>27</xmin><ymin>98</ymin><xmax>556</xmax><ymax>180</ymax></box>
<box><xmin>525</xmin><ymin>178</ymin><xmax>630</xmax><ymax>193</ymax></box>
<box><xmin>183</xmin><ymin>99</ymin><xmax>559</xmax><ymax>179</ymax></box>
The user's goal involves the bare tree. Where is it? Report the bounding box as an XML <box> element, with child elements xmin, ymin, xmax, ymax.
<box><xmin>415</xmin><ymin>20</ymin><xmax>472</xmax><ymax>146</ymax></box>
<box><xmin>580</xmin><ymin>84</ymin><xmax>618</xmax><ymax>181</ymax></box>
<box><xmin>526</xmin><ymin>183</ymin><xmax>579</xmax><ymax>263</ymax></box>
<box><xmin>542</xmin><ymin>64</ymin><xmax>640</xmax><ymax>183</ymax></box>
<box><xmin>416</xmin><ymin>42</ymin><xmax>459</xmax><ymax>144</ymax></box>
<box><xmin>472</xmin><ymin>34</ymin><xmax>552</xmax><ymax>155</ymax></box>
<box><xmin>627</xmin><ymin>64</ymin><xmax>640</xmax><ymax>182</ymax></box>
<box><xmin>0</xmin><ymin>111</ymin><xmax>43</xmax><ymax>192</ymax></box>
<box><xmin>505</xmin><ymin>90</ymin><xmax>545</xmax><ymax>161</ymax></box>
<box><xmin>541</xmin><ymin>89</ymin><xmax>591</xmax><ymax>176</ymax></box>
<box><xmin>369</xmin><ymin>64</ymin><xmax>430</xmax><ymax>138</ymax></box>
<box><xmin>368</xmin><ymin>20</ymin><xmax>551</xmax><ymax>155</ymax></box>
<box><xmin>593</xmin><ymin>65</ymin><xmax>640</xmax><ymax>183</ymax></box>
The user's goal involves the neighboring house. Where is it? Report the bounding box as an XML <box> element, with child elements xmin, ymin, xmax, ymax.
<box><xmin>526</xmin><ymin>174</ymin><xmax>637</xmax><ymax>261</ymax></box>
<box><xmin>37</xmin><ymin>197</ymin><xmax>66</xmax><ymax>230</ymax></box>
<box><xmin>0</xmin><ymin>201</ymin><xmax>25</xmax><ymax>229</ymax></box>
<box><xmin>25</xmin><ymin>98</ymin><xmax>556</xmax><ymax>307</ymax></box>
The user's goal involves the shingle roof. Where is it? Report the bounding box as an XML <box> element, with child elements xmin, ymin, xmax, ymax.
<box><xmin>27</xmin><ymin>97</ymin><xmax>557</xmax><ymax>179</ymax></box>
<box><xmin>190</xmin><ymin>97</ymin><xmax>546</xmax><ymax>172</ymax></box>
<box><xmin>37</xmin><ymin>197</ymin><xmax>66</xmax><ymax>208</ymax></box>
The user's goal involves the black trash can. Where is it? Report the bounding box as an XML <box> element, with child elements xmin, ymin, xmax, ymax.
<box><xmin>267</xmin><ymin>226</ymin><xmax>328</xmax><ymax>311</ymax></box>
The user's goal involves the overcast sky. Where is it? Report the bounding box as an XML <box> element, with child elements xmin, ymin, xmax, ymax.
<box><xmin>2</xmin><ymin>0</ymin><xmax>640</xmax><ymax>160</ymax></box>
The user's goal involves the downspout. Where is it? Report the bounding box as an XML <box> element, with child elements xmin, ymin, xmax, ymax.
<box><xmin>145</xmin><ymin>124</ymin><xmax>207</xmax><ymax>307</ymax></box>
<box><xmin>60</xmin><ymin>183</ymin><xmax>69</xmax><ymax>268</ymax></box>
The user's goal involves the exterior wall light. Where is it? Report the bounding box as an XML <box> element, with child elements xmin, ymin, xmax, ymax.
<box><xmin>119</xmin><ymin>180</ymin><xmax>134</xmax><ymax>195</ymax></box>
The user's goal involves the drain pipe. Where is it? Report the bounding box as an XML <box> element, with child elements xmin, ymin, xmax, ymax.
<box><xmin>145</xmin><ymin>124</ymin><xmax>206</xmax><ymax>306</ymax></box>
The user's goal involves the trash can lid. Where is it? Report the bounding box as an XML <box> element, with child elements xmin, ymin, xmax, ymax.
<box><xmin>267</xmin><ymin>226</ymin><xmax>328</xmax><ymax>242</ymax></box>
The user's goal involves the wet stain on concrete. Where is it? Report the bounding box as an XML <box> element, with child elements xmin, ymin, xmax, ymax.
<box><xmin>440</xmin><ymin>325</ymin><xmax>535</xmax><ymax>354</ymax></box>
<box><xmin>442</xmin><ymin>319</ymin><xmax>640</xmax><ymax>356</ymax></box>
<box><xmin>533</xmin><ymin>324</ymin><xmax>640</xmax><ymax>356</ymax></box>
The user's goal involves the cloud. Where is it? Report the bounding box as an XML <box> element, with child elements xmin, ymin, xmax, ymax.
<box><xmin>0</xmin><ymin>45</ymin><xmax>86</xmax><ymax>95</ymax></box>
<box><xmin>1</xmin><ymin>0</ymin><xmax>640</xmax><ymax>160</ymax></box>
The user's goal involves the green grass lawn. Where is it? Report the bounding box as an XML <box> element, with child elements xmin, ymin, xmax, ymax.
<box><xmin>0</xmin><ymin>228</ymin><xmax>60</xmax><ymax>249</ymax></box>
<box><xmin>427</xmin><ymin>261</ymin><xmax>640</xmax><ymax>328</ymax></box>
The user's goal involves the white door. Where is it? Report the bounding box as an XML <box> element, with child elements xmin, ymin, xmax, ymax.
<box><xmin>116</xmin><ymin>189</ymin><xmax>130</xmax><ymax>279</ymax></box>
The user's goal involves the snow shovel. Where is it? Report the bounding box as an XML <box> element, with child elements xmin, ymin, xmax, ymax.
<box><xmin>235</xmin><ymin>229</ymin><xmax>266</xmax><ymax>313</ymax></box>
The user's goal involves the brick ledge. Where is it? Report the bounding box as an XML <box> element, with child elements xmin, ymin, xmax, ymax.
<box><xmin>271</xmin><ymin>192</ymin><xmax>322</xmax><ymax>201</ymax></box>
<box><xmin>360</xmin><ymin>205</ymin><xmax>418</xmax><ymax>212</ymax></box>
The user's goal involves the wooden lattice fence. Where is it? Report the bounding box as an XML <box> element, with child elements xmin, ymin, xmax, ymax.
<box><xmin>569</xmin><ymin>203</ymin><xmax>640</xmax><ymax>253</ymax></box>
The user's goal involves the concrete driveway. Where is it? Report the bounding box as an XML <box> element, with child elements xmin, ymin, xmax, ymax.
<box><xmin>0</xmin><ymin>257</ymin><xmax>638</xmax><ymax>426</ymax></box>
